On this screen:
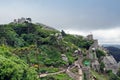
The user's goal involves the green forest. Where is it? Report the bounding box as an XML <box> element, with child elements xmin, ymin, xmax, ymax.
<box><xmin>0</xmin><ymin>21</ymin><xmax>120</xmax><ymax>80</ymax></box>
<box><xmin>0</xmin><ymin>22</ymin><xmax>93</xmax><ymax>80</ymax></box>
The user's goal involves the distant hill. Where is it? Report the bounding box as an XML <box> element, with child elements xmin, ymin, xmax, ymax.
<box><xmin>104</xmin><ymin>46</ymin><xmax>120</xmax><ymax>62</ymax></box>
<box><xmin>103</xmin><ymin>44</ymin><xmax>120</xmax><ymax>49</ymax></box>
<box><xmin>113</xmin><ymin>45</ymin><xmax>120</xmax><ymax>49</ymax></box>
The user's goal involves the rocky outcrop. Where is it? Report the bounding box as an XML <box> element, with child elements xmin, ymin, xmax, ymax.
<box><xmin>61</xmin><ymin>54</ymin><xmax>68</xmax><ymax>62</ymax></box>
<box><xmin>91</xmin><ymin>60</ymin><xmax>100</xmax><ymax>72</ymax></box>
<box><xmin>55</xmin><ymin>33</ymin><xmax>63</xmax><ymax>40</ymax></box>
<box><xmin>102</xmin><ymin>55</ymin><xmax>119</xmax><ymax>74</ymax></box>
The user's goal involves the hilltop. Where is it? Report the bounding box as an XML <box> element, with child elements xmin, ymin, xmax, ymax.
<box><xmin>0</xmin><ymin>18</ymin><xmax>120</xmax><ymax>80</ymax></box>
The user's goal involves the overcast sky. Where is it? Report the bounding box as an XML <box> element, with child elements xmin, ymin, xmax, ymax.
<box><xmin>0</xmin><ymin>0</ymin><xmax>120</xmax><ymax>44</ymax></box>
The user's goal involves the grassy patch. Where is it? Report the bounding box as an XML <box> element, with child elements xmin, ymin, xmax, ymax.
<box><xmin>53</xmin><ymin>73</ymin><xmax>73</xmax><ymax>80</ymax></box>
<box><xmin>39</xmin><ymin>67</ymin><xmax>59</xmax><ymax>73</ymax></box>
<box><xmin>91</xmin><ymin>70</ymin><xmax>109</xmax><ymax>80</ymax></box>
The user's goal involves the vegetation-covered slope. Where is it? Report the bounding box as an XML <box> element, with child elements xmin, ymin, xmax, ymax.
<box><xmin>0</xmin><ymin>22</ymin><xmax>94</xmax><ymax>80</ymax></box>
<box><xmin>1</xmin><ymin>20</ymin><xmax>120</xmax><ymax>80</ymax></box>
<box><xmin>0</xmin><ymin>45</ymin><xmax>38</xmax><ymax>80</ymax></box>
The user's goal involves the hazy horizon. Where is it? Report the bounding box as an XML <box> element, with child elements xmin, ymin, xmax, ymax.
<box><xmin>0</xmin><ymin>0</ymin><xmax>120</xmax><ymax>44</ymax></box>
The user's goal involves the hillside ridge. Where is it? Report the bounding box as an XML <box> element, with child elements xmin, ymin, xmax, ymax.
<box><xmin>0</xmin><ymin>18</ymin><xmax>120</xmax><ymax>80</ymax></box>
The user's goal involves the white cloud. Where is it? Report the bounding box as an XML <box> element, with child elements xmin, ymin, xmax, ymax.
<box><xmin>92</xmin><ymin>27</ymin><xmax>120</xmax><ymax>44</ymax></box>
<box><xmin>65</xmin><ymin>27</ymin><xmax>120</xmax><ymax>44</ymax></box>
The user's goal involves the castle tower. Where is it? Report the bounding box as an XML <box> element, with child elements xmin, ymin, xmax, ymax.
<box><xmin>87</xmin><ymin>34</ymin><xmax>93</xmax><ymax>40</ymax></box>
<box><xmin>13</xmin><ymin>19</ymin><xmax>17</xmax><ymax>23</ymax></box>
<box><xmin>93</xmin><ymin>39</ymin><xmax>98</xmax><ymax>49</ymax></box>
